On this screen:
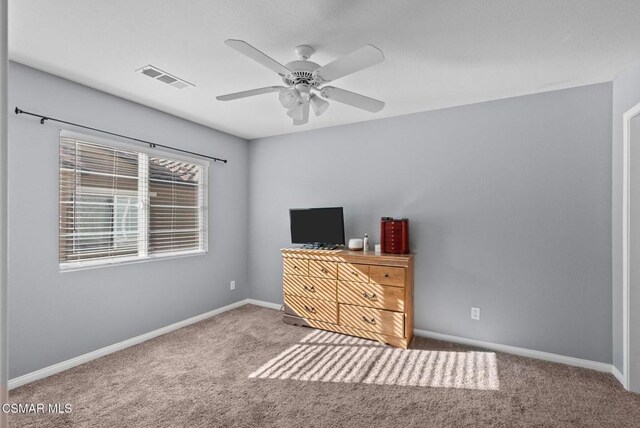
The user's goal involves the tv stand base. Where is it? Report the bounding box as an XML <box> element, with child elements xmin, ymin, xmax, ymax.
<box><xmin>301</xmin><ymin>242</ymin><xmax>340</xmax><ymax>250</ymax></box>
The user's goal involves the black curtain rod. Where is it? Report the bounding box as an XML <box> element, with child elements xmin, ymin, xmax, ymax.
<box><xmin>14</xmin><ymin>107</ymin><xmax>228</xmax><ymax>164</ymax></box>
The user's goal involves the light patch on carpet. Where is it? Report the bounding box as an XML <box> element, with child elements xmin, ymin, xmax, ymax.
<box><xmin>249</xmin><ymin>331</ymin><xmax>499</xmax><ymax>390</ymax></box>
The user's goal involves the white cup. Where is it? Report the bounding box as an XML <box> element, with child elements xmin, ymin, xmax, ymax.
<box><xmin>348</xmin><ymin>238</ymin><xmax>363</xmax><ymax>250</ymax></box>
<box><xmin>375</xmin><ymin>244</ymin><xmax>381</xmax><ymax>254</ymax></box>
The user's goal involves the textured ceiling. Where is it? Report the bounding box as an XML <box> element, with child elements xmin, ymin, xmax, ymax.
<box><xmin>9</xmin><ymin>0</ymin><xmax>640</xmax><ymax>139</ymax></box>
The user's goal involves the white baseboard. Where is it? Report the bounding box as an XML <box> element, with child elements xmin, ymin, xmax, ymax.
<box><xmin>415</xmin><ymin>328</ymin><xmax>612</xmax><ymax>373</ymax></box>
<box><xmin>612</xmin><ymin>365</ymin><xmax>625</xmax><ymax>386</ymax></box>
<box><xmin>8</xmin><ymin>299</ymin><xmax>249</xmax><ymax>390</ymax></box>
<box><xmin>245</xmin><ymin>298</ymin><xmax>282</xmax><ymax>311</ymax></box>
<box><xmin>10</xmin><ymin>297</ymin><xmax>626</xmax><ymax>390</ymax></box>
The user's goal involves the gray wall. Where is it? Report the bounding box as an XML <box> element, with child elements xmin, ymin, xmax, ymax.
<box><xmin>248</xmin><ymin>83</ymin><xmax>613</xmax><ymax>363</ymax></box>
<box><xmin>8</xmin><ymin>59</ymin><xmax>620</xmax><ymax>377</ymax></box>
<box><xmin>8</xmin><ymin>62</ymin><xmax>249</xmax><ymax>378</ymax></box>
<box><xmin>612</xmin><ymin>58</ymin><xmax>640</xmax><ymax>372</ymax></box>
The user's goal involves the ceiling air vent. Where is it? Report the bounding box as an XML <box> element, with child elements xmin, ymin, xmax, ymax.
<box><xmin>136</xmin><ymin>65</ymin><xmax>194</xmax><ymax>89</ymax></box>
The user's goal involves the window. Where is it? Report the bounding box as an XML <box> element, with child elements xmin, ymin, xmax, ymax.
<box><xmin>59</xmin><ymin>135</ymin><xmax>208</xmax><ymax>270</ymax></box>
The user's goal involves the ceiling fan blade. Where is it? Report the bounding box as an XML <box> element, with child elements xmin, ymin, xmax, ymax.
<box><xmin>314</xmin><ymin>45</ymin><xmax>384</xmax><ymax>83</ymax></box>
<box><xmin>320</xmin><ymin>86</ymin><xmax>385</xmax><ymax>112</ymax></box>
<box><xmin>216</xmin><ymin>86</ymin><xmax>286</xmax><ymax>101</ymax></box>
<box><xmin>293</xmin><ymin>102</ymin><xmax>310</xmax><ymax>125</ymax></box>
<box><xmin>225</xmin><ymin>39</ymin><xmax>292</xmax><ymax>76</ymax></box>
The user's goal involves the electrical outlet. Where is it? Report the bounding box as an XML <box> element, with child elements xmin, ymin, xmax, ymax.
<box><xmin>471</xmin><ymin>307</ymin><xmax>480</xmax><ymax>320</ymax></box>
<box><xmin>230</xmin><ymin>280</ymin><xmax>236</xmax><ymax>291</ymax></box>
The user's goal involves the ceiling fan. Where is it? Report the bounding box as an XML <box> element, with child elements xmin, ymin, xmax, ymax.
<box><xmin>217</xmin><ymin>39</ymin><xmax>385</xmax><ymax>125</ymax></box>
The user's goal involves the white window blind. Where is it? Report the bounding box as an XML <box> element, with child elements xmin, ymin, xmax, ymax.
<box><xmin>148</xmin><ymin>156</ymin><xmax>208</xmax><ymax>255</ymax></box>
<box><xmin>59</xmin><ymin>135</ymin><xmax>208</xmax><ymax>270</ymax></box>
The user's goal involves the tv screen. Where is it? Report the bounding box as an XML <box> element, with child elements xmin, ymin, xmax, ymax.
<box><xmin>289</xmin><ymin>207</ymin><xmax>345</xmax><ymax>245</ymax></box>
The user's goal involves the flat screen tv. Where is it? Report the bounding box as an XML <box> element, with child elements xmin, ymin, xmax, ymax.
<box><xmin>289</xmin><ymin>207</ymin><xmax>345</xmax><ymax>246</ymax></box>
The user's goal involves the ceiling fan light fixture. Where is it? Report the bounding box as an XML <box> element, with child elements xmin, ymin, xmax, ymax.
<box><xmin>294</xmin><ymin>83</ymin><xmax>311</xmax><ymax>101</ymax></box>
<box><xmin>310</xmin><ymin>95</ymin><xmax>329</xmax><ymax>116</ymax></box>
<box><xmin>278</xmin><ymin>88</ymin><xmax>301</xmax><ymax>109</ymax></box>
<box><xmin>286</xmin><ymin>103</ymin><xmax>305</xmax><ymax>121</ymax></box>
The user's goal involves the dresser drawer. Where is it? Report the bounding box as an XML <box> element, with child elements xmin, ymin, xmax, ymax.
<box><xmin>338</xmin><ymin>263</ymin><xmax>369</xmax><ymax>283</ymax></box>
<box><xmin>338</xmin><ymin>282</ymin><xmax>404</xmax><ymax>312</ymax></box>
<box><xmin>370</xmin><ymin>265</ymin><xmax>405</xmax><ymax>287</ymax></box>
<box><xmin>339</xmin><ymin>304</ymin><xmax>404</xmax><ymax>337</ymax></box>
<box><xmin>284</xmin><ymin>275</ymin><xmax>337</xmax><ymax>302</ymax></box>
<box><xmin>309</xmin><ymin>260</ymin><xmax>338</xmax><ymax>279</ymax></box>
<box><xmin>285</xmin><ymin>295</ymin><xmax>338</xmax><ymax>324</ymax></box>
<box><xmin>283</xmin><ymin>258</ymin><xmax>309</xmax><ymax>276</ymax></box>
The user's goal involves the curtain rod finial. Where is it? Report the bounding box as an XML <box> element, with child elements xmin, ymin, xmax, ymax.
<box><xmin>14</xmin><ymin>107</ymin><xmax>21</xmax><ymax>115</ymax></box>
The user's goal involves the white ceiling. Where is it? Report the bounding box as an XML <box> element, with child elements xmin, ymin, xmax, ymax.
<box><xmin>9</xmin><ymin>0</ymin><xmax>640</xmax><ymax>140</ymax></box>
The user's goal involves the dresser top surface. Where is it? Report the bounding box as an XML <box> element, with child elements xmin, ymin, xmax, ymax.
<box><xmin>281</xmin><ymin>248</ymin><xmax>413</xmax><ymax>266</ymax></box>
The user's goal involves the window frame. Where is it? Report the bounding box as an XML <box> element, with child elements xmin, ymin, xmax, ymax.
<box><xmin>59</xmin><ymin>131</ymin><xmax>209</xmax><ymax>272</ymax></box>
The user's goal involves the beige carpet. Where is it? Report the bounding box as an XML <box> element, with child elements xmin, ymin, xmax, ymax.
<box><xmin>8</xmin><ymin>304</ymin><xmax>640</xmax><ymax>427</ymax></box>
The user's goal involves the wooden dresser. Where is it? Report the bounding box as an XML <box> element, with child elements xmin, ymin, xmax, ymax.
<box><xmin>281</xmin><ymin>248</ymin><xmax>414</xmax><ymax>349</ymax></box>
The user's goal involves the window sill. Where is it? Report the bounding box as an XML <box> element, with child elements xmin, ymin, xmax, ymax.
<box><xmin>59</xmin><ymin>250</ymin><xmax>207</xmax><ymax>273</ymax></box>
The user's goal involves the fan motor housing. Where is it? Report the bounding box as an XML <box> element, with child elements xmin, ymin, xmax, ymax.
<box><xmin>283</xmin><ymin>60</ymin><xmax>323</xmax><ymax>87</ymax></box>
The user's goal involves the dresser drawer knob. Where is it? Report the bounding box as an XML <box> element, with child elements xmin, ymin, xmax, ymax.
<box><xmin>321</xmin><ymin>268</ymin><xmax>328</xmax><ymax>273</ymax></box>
<box><xmin>351</xmin><ymin>271</ymin><xmax>357</xmax><ymax>275</ymax></box>
<box><xmin>304</xmin><ymin>305</ymin><xmax>316</xmax><ymax>313</ymax></box>
<box><xmin>293</xmin><ymin>266</ymin><xmax>298</xmax><ymax>270</ymax></box>
<box><xmin>304</xmin><ymin>285</ymin><xmax>316</xmax><ymax>292</ymax></box>
<box><xmin>361</xmin><ymin>316</ymin><xmax>376</xmax><ymax>324</ymax></box>
<box><xmin>362</xmin><ymin>292</ymin><xmax>377</xmax><ymax>300</ymax></box>
<box><xmin>384</xmin><ymin>273</ymin><xmax>390</xmax><ymax>278</ymax></box>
